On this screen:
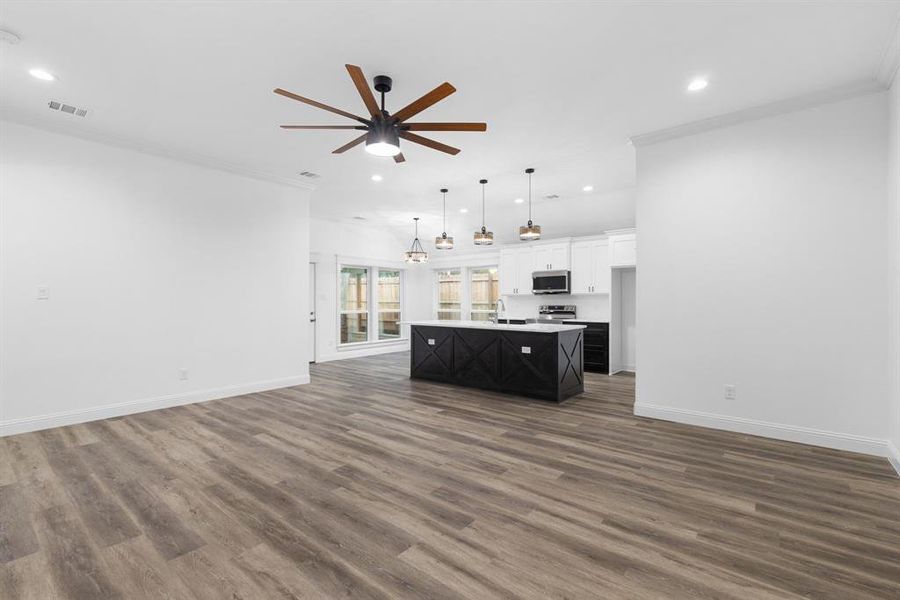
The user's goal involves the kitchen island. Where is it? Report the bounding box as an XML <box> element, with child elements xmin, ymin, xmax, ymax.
<box><xmin>407</xmin><ymin>320</ymin><xmax>586</xmax><ymax>402</ymax></box>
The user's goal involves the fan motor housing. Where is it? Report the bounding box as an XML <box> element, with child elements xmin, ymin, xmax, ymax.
<box><xmin>373</xmin><ymin>75</ymin><xmax>392</xmax><ymax>93</ymax></box>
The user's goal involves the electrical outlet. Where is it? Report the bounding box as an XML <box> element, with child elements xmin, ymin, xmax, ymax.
<box><xmin>36</xmin><ymin>285</ymin><xmax>49</xmax><ymax>300</ymax></box>
<box><xmin>724</xmin><ymin>384</ymin><xmax>736</xmax><ymax>400</ymax></box>
<box><xmin>178</xmin><ymin>369</ymin><xmax>189</xmax><ymax>381</ymax></box>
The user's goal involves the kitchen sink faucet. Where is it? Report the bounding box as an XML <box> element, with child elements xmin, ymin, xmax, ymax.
<box><xmin>492</xmin><ymin>298</ymin><xmax>506</xmax><ymax>323</ymax></box>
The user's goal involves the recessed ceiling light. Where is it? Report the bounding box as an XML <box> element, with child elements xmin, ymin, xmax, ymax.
<box><xmin>371</xmin><ymin>174</ymin><xmax>383</xmax><ymax>182</ymax></box>
<box><xmin>459</xmin><ymin>208</ymin><xmax>468</xmax><ymax>213</ymax></box>
<box><xmin>687</xmin><ymin>78</ymin><xmax>708</xmax><ymax>92</ymax></box>
<box><xmin>582</xmin><ymin>185</ymin><xmax>594</xmax><ymax>192</ymax></box>
<box><xmin>514</xmin><ymin>198</ymin><xmax>524</xmax><ymax>204</ymax></box>
<box><xmin>29</xmin><ymin>68</ymin><xmax>56</xmax><ymax>81</ymax></box>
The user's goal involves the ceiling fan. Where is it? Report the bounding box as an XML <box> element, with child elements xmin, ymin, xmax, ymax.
<box><xmin>274</xmin><ymin>64</ymin><xmax>487</xmax><ymax>163</ymax></box>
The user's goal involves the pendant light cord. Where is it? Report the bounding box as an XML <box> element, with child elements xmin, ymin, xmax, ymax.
<box><xmin>481</xmin><ymin>182</ymin><xmax>486</xmax><ymax>228</ymax></box>
<box><xmin>528</xmin><ymin>170</ymin><xmax>532</xmax><ymax>222</ymax></box>
<box><xmin>443</xmin><ymin>191</ymin><xmax>446</xmax><ymax>233</ymax></box>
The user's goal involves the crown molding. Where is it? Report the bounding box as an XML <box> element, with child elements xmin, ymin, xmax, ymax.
<box><xmin>876</xmin><ymin>14</ymin><xmax>900</xmax><ymax>87</ymax></box>
<box><xmin>630</xmin><ymin>79</ymin><xmax>886</xmax><ymax>148</ymax></box>
<box><xmin>0</xmin><ymin>108</ymin><xmax>317</xmax><ymax>191</ymax></box>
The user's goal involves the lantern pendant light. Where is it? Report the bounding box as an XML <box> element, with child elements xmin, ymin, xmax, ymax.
<box><xmin>404</xmin><ymin>217</ymin><xmax>428</xmax><ymax>263</ymax></box>
<box><xmin>519</xmin><ymin>167</ymin><xmax>542</xmax><ymax>241</ymax></box>
<box><xmin>435</xmin><ymin>188</ymin><xmax>454</xmax><ymax>249</ymax></box>
<box><xmin>473</xmin><ymin>179</ymin><xmax>494</xmax><ymax>245</ymax></box>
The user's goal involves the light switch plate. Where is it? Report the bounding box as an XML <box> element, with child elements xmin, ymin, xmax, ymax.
<box><xmin>36</xmin><ymin>285</ymin><xmax>49</xmax><ymax>300</ymax></box>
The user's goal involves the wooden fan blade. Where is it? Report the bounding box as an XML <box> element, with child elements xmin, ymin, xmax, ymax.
<box><xmin>280</xmin><ymin>125</ymin><xmax>365</xmax><ymax>130</ymax></box>
<box><xmin>403</xmin><ymin>123</ymin><xmax>487</xmax><ymax>132</ymax></box>
<box><xmin>345</xmin><ymin>64</ymin><xmax>381</xmax><ymax>120</ymax></box>
<box><xmin>273</xmin><ymin>88</ymin><xmax>369</xmax><ymax>124</ymax></box>
<box><xmin>332</xmin><ymin>134</ymin><xmax>367</xmax><ymax>154</ymax></box>
<box><xmin>398</xmin><ymin>131</ymin><xmax>460</xmax><ymax>155</ymax></box>
<box><xmin>390</xmin><ymin>82</ymin><xmax>456</xmax><ymax>123</ymax></box>
<box><xmin>393</xmin><ymin>153</ymin><xmax>406</xmax><ymax>163</ymax></box>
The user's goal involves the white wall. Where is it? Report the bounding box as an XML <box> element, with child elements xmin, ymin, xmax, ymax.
<box><xmin>634</xmin><ymin>92</ymin><xmax>891</xmax><ymax>456</ymax></box>
<box><xmin>309</xmin><ymin>218</ymin><xmax>413</xmax><ymax>362</ymax></box>
<box><xmin>888</xmin><ymin>77</ymin><xmax>900</xmax><ymax>470</ymax></box>
<box><xmin>0</xmin><ymin>121</ymin><xmax>311</xmax><ymax>435</ymax></box>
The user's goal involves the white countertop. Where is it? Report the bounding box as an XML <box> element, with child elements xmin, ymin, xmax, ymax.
<box><xmin>404</xmin><ymin>320</ymin><xmax>586</xmax><ymax>333</ymax></box>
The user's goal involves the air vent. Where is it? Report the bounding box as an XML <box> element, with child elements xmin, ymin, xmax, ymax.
<box><xmin>543</xmin><ymin>194</ymin><xmax>560</xmax><ymax>200</ymax></box>
<box><xmin>298</xmin><ymin>171</ymin><xmax>321</xmax><ymax>179</ymax></box>
<box><xmin>48</xmin><ymin>100</ymin><xmax>88</xmax><ymax>117</ymax></box>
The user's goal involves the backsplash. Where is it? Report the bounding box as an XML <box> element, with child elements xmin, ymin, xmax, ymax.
<box><xmin>502</xmin><ymin>293</ymin><xmax>610</xmax><ymax>322</ymax></box>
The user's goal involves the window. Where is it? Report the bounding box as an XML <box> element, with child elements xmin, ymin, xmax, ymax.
<box><xmin>340</xmin><ymin>267</ymin><xmax>368</xmax><ymax>343</ymax></box>
<box><xmin>377</xmin><ymin>269</ymin><xmax>401</xmax><ymax>340</ymax></box>
<box><xmin>436</xmin><ymin>268</ymin><xmax>462</xmax><ymax>320</ymax></box>
<box><xmin>339</xmin><ymin>265</ymin><xmax>404</xmax><ymax>346</ymax></box>
<box><xmin>434</xmin><ymin>265</ymin><xmax>499</xmax><ymax>320</ymax></box>
<box><xmin>470</xmin><ymin>267</ymin><xmax>499</xmax><ymax>321</ymax></box>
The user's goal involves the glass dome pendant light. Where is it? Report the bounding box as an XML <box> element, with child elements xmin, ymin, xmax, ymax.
<box><xmin>435</xmin><ymin>188</ymin><xmax>454</xmax><ymax>249</ymax></box>
<box><xmin>519</xmin><ymin>167</ymin><xmax>542</xmax><ymax>241</ymax></box>
<box><xmin>473</xmin><ymin>179</ymin><xmax>494</xmax><ymax>245</ymax></box>
<box><xmin>404</xmin><ymin>217</ymin><xmax>428</xmax><ymax>263</ymax></box>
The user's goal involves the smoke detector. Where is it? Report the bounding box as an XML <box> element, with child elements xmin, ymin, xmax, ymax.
<box><xmin>48</xmin><ymin>101</ymin><xmax>88</xmax><ymax>117</ymax></box>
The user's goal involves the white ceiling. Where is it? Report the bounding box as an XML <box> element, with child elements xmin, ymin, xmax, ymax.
<box><xmin>2</xmin><ymin>1</ymin><xmax>898</xmax><ymax>244</ymax></box>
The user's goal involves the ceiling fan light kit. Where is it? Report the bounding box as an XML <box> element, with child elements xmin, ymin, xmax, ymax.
<box><xmin>275</xmin><ymin>64</ymin><xmax>486</xmax><ymax>162</ymax></box>
<box><xmin>519</xmin><ymin>167</ymin><xmax>542</xmax><ymax>241</ymax></box>
<box><xmin>404</xmin><ymin>217</ymin><xmax>429</xmax><ymax>264</ymax></box>
<box><xmin>365</xmin><ymin>123</ymin><xmax>401</xmax><ymax>157</ymax></box>
<box><xmin>435</xmin><ymin>188</ymin><xmax>454</xmax><ymax>250</ymax></box>
<box><xmin>474</xmin><ymin>179</ymin><xmax>494</xmax><ymax>246</ymax></box>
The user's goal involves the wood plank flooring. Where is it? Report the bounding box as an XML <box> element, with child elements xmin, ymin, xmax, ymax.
<box><xmin>1</xmin><ymin>351</ymin><xmax>899</xmax><ymax>599</ymax></box>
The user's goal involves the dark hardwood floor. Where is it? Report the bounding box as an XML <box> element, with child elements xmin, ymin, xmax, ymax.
<box><xmin>1</xmin><ymin>351</ymin><xmax>899</xmax><ymax>599</ymax></box>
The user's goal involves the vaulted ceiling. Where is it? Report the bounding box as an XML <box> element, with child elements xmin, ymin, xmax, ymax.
<box><xmin>2</xmin><ymin>1</ymin><xmax>898</xmax><ymax>243</ymax></box>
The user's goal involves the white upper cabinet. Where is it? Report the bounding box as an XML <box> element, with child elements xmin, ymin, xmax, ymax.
<box><xmin>531</xmin><ymin>242</ymin><xmax>570</xmax><ymax>271</ymax></box>
<box><xmin>592</xmin><ymin>241</ymin><xmax>611</xmax><ymax>293</ymax></box>
<box><xmin>570</xmin><ymin>240</ymin><xmax>610</xmax><ymax>294</ymax></box>
<box><xmin>609</xmin><ymin>233</ymin><xmax>636</xmax><ymax>267</ymax></box>
<box><xmin>498</xmin><ymin>237</ymin><xmax>617</xmax><ymax>297</ymax></box>
<box><xmin>499</xmin><ymin>249</ymin><xmax>518</xmax><ymax>295</ymax></box>
<box><xmin>499</xmin><ymin>247</ymin><xmax>535</xmax><ymax>295</ymax></box>
<box><xmin>515</xmin><ymin>247</ymin><xmax>535</xmax><ymax>294</ymax></box>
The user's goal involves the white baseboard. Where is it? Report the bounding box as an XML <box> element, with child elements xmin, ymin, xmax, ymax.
<box><xmin>634</xmin><ymin>402</ymin><xmax>891</xmax><ymax>458</ymax></box>
<box><xmin>888</xmin><ymin>440</ymin><xmax>900</xmax><ymax>477</ymax></box>
<box><xmin>0</xmin><ymin>374</ymin><xmax>310</xmax><ymax>437</ymax></box>
<box><xmin>316</xmin><ymin>342</ymin><xmax>409</xmax><ymax>363</ymax></box>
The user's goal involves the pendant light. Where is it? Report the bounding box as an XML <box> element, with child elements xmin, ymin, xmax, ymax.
<box><xmin>404</xmin><ymin>217</ymin><xmax>428</xmax><ymax>263</ymax></box>
<box><xmin>519</xmin><ymin>167</ymin><xmax>542</xmax><ymax>241</ymax></box>
<box><xmin>473</xmin><ymin>179</ymin><xmax>494</xmax><ymax>245</ymax></box>
<box><xmin>435</xmin><ymin>188</ymin><xmax>454</xmax><ymax>249</ymax></box>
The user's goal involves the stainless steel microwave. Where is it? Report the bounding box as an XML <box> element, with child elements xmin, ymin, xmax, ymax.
<box><xmin>532</xmin><ymin>270</ymin><xmax>570</xmax><ymax>294</ymax></box>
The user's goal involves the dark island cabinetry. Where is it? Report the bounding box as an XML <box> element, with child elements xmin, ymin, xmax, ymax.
<box><xmin>409</xmin><ymin>322</ymin><xmax>586</xmax><ymax>402</ymax></box>
<box><xmin>563</xmin><ymin>321</ymin><xmax>609</xmax><ymax>374</ymax></box>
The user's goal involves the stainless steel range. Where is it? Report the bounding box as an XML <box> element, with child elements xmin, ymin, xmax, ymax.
<box><xmin>537</xmin><ymin>304</ymin><xmax>576</xmax><ymax>323</ymax></box>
